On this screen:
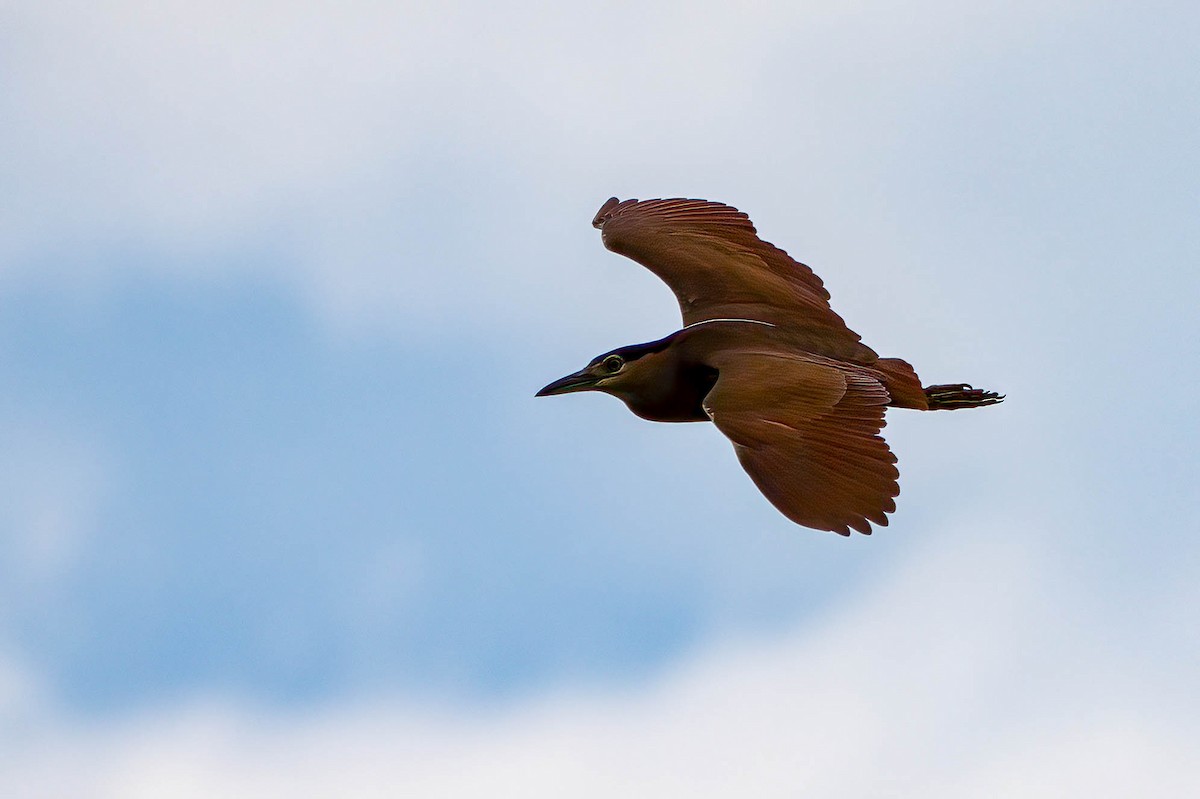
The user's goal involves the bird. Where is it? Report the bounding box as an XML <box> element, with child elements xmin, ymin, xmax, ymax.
<box><xmin>536</xmin><ymin>198</ymin><xmax>1002</xmax><ymax>535</ymax></box>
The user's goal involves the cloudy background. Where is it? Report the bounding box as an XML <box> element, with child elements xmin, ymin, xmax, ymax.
<box><xmin>2</xmin><ymin>1</ymin><xmax>1197</xmax><ymax>795</ymax></box>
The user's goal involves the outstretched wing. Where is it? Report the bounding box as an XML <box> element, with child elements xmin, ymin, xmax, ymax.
<box><xmin>702</xmin><ymin>350</ymin><xmax>899</xmax><ymax>535</ymax></box>
<box><xmin>593</xmin><ymin>197</ymin><xmax>876</xmax><ymax>362</ymax></box>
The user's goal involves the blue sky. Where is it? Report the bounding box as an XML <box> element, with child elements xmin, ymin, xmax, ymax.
<box><xmin>2</xmin><ymin>1</ymin><xmax>1198</xmax><ymax>794</ymax></box>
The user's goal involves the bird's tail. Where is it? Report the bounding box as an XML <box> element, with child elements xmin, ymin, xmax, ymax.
<box><xmin>874</xmin><ymin>357</ymin><xmax>929</xmax><ymax>409</ymax></box>
<box><xmin>924</xmin><ymin>383</ymin><xmax>1005</xmax><ymax>410</ymax></box>
<box><xmin>874</xmin><ymin>357</ymin><xmax>1004</xmax><ymax>410</ymax></box>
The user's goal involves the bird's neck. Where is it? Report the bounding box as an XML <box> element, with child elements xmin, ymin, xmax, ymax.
<box><xmin>614</xmin><ymin>350</ymin><xmax>717</xmax><ymax>423</ymax></box>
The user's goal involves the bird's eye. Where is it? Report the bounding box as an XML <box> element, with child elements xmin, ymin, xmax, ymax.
<box><xmin>602</xmin><ymin>355</ymin><xmax>624</xmax><ymax>373</ymax></box>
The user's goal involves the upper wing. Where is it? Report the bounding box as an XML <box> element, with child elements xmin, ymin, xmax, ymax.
<box><xmin>593</xmin><ymin>197</ymin><xmax>876</xmax><ymax>362</ymax></box>
<box><xmin>701</xmin><ymin>350</ymin><xmax>899</xmax><ymax>535</ymax></box>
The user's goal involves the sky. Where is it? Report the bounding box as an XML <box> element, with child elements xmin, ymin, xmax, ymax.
<box><xmin>2</xmin><ymin>0</ymin><xmax>1198</xmax><ymax>795</ymax></box>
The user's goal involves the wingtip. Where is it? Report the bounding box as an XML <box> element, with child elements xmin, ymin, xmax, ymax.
<box><xmin>592</xmin><ymin>196</ymin><xmax>624</xmax><ymax>229</ymax></box>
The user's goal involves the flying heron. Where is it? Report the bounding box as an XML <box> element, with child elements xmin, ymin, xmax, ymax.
<box><xmin>537</xmin><ymin>198</ymin><xmax>1002</xmax><ymax>535</ymax></box>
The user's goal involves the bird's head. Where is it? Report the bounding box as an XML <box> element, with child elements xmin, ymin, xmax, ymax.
<box><xmin>535</xmin><ymin>347</ymin><xmax>652</xmax><ymax>399</ymax></box>
<box><xmin>537</xmin><ymin>334</ymin><xmax>714</xmax><ymax>422</ymax></box>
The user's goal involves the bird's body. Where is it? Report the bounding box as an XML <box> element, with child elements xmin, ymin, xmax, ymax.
<box><xmin>538</xmin><ymin>198</ymin><xmax>1002</xmax><ymax>535</ymax></box>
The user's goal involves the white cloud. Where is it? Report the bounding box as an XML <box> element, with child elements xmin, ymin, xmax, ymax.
<box><xmin>4</xmin><ymin>524</ymin><xmax>1194</xmax><ymax>797</ymax></box>
<box><xmin>1</xmin><ymin>0</ymin><xmax>1081</xmax><ymax>338</ymax></box>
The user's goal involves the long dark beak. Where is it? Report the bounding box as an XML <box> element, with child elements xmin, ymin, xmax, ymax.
<box><xmin>536</xmin><ymin>368</ymin><xmax>598</xmax><ymax>397</ymax></box>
